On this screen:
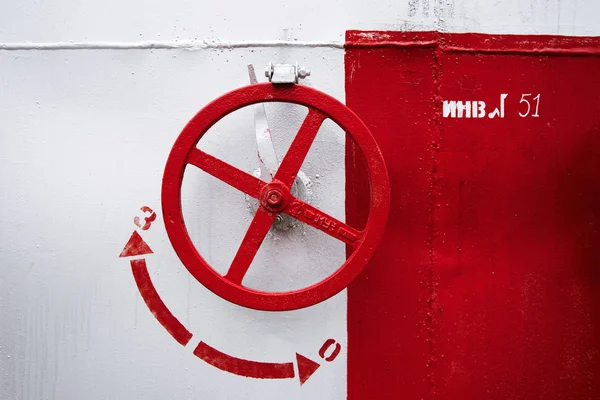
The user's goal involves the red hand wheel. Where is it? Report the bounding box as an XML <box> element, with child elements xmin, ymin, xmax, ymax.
<box><xmin>162</xmin><ymin>83</ymin><xmax>390</xmax><ymax>311</ymax></box>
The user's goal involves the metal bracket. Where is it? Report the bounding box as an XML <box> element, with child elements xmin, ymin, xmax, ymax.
<box><xmin>265</xmin><ymin>62</ymin><xmax>311</xmax><ymax>84</ymax></box>
<box><xmin>247</xmin><ymin>64</ymin><xmax>312</xmax><ymax>230</ymax></box>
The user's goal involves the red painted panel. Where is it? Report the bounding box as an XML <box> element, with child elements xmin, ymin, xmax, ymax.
<box><xmin>346</xmin><ymin>31</ymin><xmax>600</xmax><ymax>399</ymax></box>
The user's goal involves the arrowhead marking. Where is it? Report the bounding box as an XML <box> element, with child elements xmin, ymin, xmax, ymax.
<box><xmin>295</xmin><ymin>353</ymin><xmax>320</xmax><ymax>385</ymax></box>
<box><xmin>119</xmin><ymin>231</ymin><xmax>153</xmax><ymax>258</ymax></box>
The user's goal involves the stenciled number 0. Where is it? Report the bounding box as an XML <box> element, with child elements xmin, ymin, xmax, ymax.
<box><xmin>161</xmin><ymin>83</ymin><xmax>390</xmax><ymax>311</ymax></box>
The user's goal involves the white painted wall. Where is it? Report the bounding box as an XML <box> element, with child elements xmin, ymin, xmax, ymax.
<box><xmin>1</xmin><ymin>1</ymin><xmax>599</xmax><ymax>399</ymax></box>
<box><xmin>0</xmin><ymin>48</ymin><xmax>346</xmax><ymax>400</ymax></box>
<box><xmin>1</xmin><ymin>0</ymin><xmax>599</xmax><ymax>43</ymax></box>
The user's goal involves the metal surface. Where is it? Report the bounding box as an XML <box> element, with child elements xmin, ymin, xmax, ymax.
<box><xmin>296</xmin><ymin>63</ymin><xmax>311</xmax><ymax>79</ymax></box>
<box><xmin>345</xmin><ymin>30</ymin><xmax>600</xmax><ymax>399</ymax></box>
<box><xmin>246</xmin><ymin>167</ymin><xmax>313</xmax><ymax>231</ymax></box>
<box><xmin>162</xmin><ymin>83</ymin><xmax>390</xmax><ymax>311</ymax></box>
<box><xmin>247</xmin><ymin>64</ymin><xmax>311</xmax><ymax>230</ymax></box>
<box><xmin>265</xmin><ymin>62</ymin><xmax>311</xmax><ymax>83</ymax></box>
<box><xmin>248</xmin><ymin>64</ymin><xmax>279</xmax><ymax>179</ymax></box>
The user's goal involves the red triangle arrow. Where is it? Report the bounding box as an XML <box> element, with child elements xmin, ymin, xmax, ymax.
<box><xmin>119</xmin><ymin>231</ymin><xmax>153</xmax><ymax>258</ymax></box>
<box><xmin>296</xmin><ymin>353</ymin><xmax>320</xmax><ymax>385</ymax></box>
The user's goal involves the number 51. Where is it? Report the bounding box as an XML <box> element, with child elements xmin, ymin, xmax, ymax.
<box><xmin>519</xmin><ymin>94</ymin><xmax>541</xmax><ymax>118</ymax></box>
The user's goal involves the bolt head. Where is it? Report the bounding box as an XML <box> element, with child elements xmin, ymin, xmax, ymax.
<box><xmin>266</xmin><ymin>189</ymin><xmax>283</xmax><ymax>206</ymax></box>
<box><xmin>297</xmin><ymin>66</ymin><xmax>311</xmax><ymax>79</ymax></box>
<box><xmin>265</xmin><ymin>62</ymin><xmax>273</xmax><ymax>80</ymax></box>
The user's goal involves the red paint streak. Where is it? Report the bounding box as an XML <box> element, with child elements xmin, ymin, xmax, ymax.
<box><xmin>119</xmin><ymin>231</ymin><xmax>153</xmax><ymax>258</ymax></box>
<box><xmin>130</xmin><ymin>259</ymin><xmax>192</xmax><ymax>346</ymax></box>
<box><xmin>346</xmin><ymin>31</ymin><xmax>600</xmax><ymax>399</ymax></box>
<box><xmin>193</xmin><ymin>341</ymin><xmax>295</xmax><ymax>379</ymax></box>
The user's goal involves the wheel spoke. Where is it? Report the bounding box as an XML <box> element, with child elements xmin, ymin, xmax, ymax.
<box><xmin>187</xmin><ymin>148</ymin><xmax>266</xmax><ymax>198</ymax></box>
<box><xmin>274</xmin><ymin>108</ymin><xmax>326</xmax><ymax>187</ymax></box>
<box><xmin>224</xmin><ymin>208</ymin><xmax>276</xmax><ymax>285</ymax></box>
<box><xmin>283</xmin><ymin>197</ymin><xmax>363</xmax><ymax>246</ymax></box>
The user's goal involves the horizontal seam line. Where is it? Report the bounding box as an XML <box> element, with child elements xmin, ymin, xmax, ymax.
<box><xmin>0</xmin><ymin>40</ymin><xmax>344</xmax><ymax>51</ymax></box>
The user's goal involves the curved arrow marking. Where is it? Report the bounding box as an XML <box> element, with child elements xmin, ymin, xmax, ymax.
<box><xmin>120</xmin><ymin>231</ymin><xmax>153</xmax><ymax>258</ymax></box>
<box><xmin>124</xmin><ymin>250</ymin><xmax>325</xmax><ymax>383</ymax></box>
<box><xmin>130</xmin><ymin>258</ymin><xmax>193</xmax><ymax>346</ymax></box>
<box><xmin>194</xmin><ymin>341</ymin><xmax>296</xmax><ymax>379</ymax></box>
